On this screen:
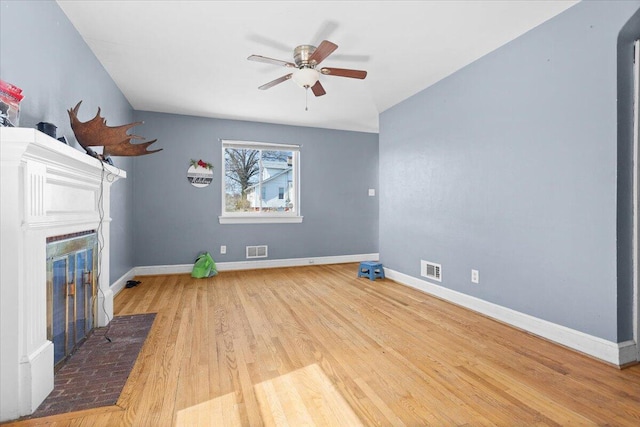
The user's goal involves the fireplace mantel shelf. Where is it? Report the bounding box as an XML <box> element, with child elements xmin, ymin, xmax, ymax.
<box><xmin>2</xmin><ymin>127</ymin><xmax>125</xmax><ymax>173</ymax></box>
<box><xmin>0</xmin><ymin>127</ymin><xmax>125</xmax><ymax>422</ymax></box>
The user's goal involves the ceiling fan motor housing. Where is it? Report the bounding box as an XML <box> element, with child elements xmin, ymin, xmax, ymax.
<box><xmin>294</xmin><ymin>45</ymin><xmax>317</xmax><ymax>68</ymax></box>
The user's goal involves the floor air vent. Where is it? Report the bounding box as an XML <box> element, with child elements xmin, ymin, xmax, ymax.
<box><xmin>246</xmin><ymin>245</ymin><xmax>268</xmax><ymax>259</ymax></box>
<box><xmin>421</xmin><ymin>260</ymin><xmax>442</xmax><ymax>282</ymax></box>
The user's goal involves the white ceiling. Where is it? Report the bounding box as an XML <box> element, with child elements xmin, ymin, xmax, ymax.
<box><xmin>57</xmin><ymin>0</ymin><xmax>578</xmax><ymax>134</ymax></box>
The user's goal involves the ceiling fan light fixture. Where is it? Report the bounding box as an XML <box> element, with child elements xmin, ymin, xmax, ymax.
<box><xmin>292</xmin><ymin>68</ymin><xmax>319</xmax><ymax>88</ymax></box>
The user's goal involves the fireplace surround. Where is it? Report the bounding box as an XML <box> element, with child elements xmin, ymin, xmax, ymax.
<box><xmin>0</xmin><ymin>127</ymin><xmax>125</xmax><ymax>421</ymax></box>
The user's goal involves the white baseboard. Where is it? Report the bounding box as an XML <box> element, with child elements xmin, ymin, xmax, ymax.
<box><xmin>132</xmin><ymin>253</ymin><xmax>379</xmax><ymax>277</ymax></box>
<box><xmin>618</xmin><ymin>340</ymin><xmax>638</xmax><ymax>366</ymax></box>
<box><xmin>110</xmin><ymin>267</ymin><xmax>137</xmax><ymax>297</ymax></box>
<box><xmin>384</xmin><ymin>268</ymin><xmax>638</xmax><ymax>367</ymax></box>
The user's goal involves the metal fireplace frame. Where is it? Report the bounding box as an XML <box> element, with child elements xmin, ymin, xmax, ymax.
<box><xmin>46</xmin><ymin>231</ymin><xmax>98</xmax><ymax>370</ymax></box>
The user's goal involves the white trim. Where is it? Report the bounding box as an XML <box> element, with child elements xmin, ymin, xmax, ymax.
<box><xmin>219</xmin><ymin>215</ymin><xmax>303</xmax><ymax>224</ymax></box>
<box><xmin>633</xmin><ymin>39</ymin><xmax>640</xmax><ymax>363</ymax></box>
<box><xmin>134</xmin><ymin>263</ymin><xmax>193</xmax><ymax>276</ymax></box>
<box><xmin>216</xmin><ymin>253</ymin><xmax>378</xmax><ymax>271</ymax></box>
<box><xmin>619</xmin><ymin>340</ymin><xmax>638</xmax><ymax>366</ymax></box>
<box><xmin>221</xmin><ymin>139</ymin><xmax>301</xmax><ymax>151</ymax></box>
<box><xmin>133</xmin><ymin>253</ymin><xmax>379</xmax><ymax>276</ymax></box>
<box><xmin>110</xmin><ymin>267</ymin><xmax>137</xmax><ymax>297</ymax></box>
<box><xmin>384</xmin><ymin>268</ymin><xmax>637</xmax><ymax>367</ymax></box>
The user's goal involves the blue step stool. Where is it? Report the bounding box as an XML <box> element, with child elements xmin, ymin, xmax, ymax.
<box><xmin>358</xmin><ymin>261</ymin><xmax>385</xmax><ymax>281</ymax></box>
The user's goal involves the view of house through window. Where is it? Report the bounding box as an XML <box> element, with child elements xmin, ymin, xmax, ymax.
<box><xmin>222</xmin><ymin>140</ymin><xmax>300</xmax><ymax>221</ymax></box>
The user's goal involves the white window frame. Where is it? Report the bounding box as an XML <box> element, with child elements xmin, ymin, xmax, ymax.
<box><xmin>219</xmin><ymin>139</ymin><xmax>302</xmax><ymax>224</ymax></box>
<box><xmin>633</xmin><ymin>39</ymin><xmax>639</xmax><ymax>361</ymax></box>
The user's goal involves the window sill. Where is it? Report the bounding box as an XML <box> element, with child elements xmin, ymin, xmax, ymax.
<box><xmin>218</xmin><ymin>215</ymin><xmax>303</xmax><ymax>224</ymax></box>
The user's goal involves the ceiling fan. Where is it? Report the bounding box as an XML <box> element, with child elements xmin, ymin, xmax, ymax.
<box><xmin>248</xmin><ymin>40</ymin><xmax>367</xmax><ymax>98</ymax></box>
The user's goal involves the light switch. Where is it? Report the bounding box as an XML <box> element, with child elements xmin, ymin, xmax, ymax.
<box><xmin>368</xmin><ymin>189</ymin><xmax>375</xmax><ymax>196</ymax></box>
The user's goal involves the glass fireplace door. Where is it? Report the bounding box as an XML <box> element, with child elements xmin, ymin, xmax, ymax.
<box><xmin>46</xmin><ymin>232</ymin><xmax>97</xmax><ymax>368</ymax></box>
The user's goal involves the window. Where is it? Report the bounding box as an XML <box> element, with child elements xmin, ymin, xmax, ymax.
<box><xmin>220</xmin><ymin>140</ymin><xmax>302</xmax><ymax>224</ymax></box>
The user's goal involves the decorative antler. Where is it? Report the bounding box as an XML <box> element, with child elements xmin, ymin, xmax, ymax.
<box><xmin>67</xmin><ymin>101</ymin><xmax>161</xmax><ymax>156</ymax></box>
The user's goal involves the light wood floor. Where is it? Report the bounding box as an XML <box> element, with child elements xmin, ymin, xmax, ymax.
<box><xmin>6</xmin><ymin>263</ymin><xmax>640</xmax><ymax>426</ymax></box>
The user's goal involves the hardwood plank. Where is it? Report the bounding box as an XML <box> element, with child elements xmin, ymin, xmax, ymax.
<box><xmin>0</xmin><ymin>406</ymin><xmax>122</xmax><ymax>426</ymax></box>
<box><xmin>175</xmin><ymin>392</ymin><xmax>242</xmax><ymax>426</ymax></box>
<box><xmin>8</xmin><ymin>263</ymin><xmax>640</xmax><ymax>426</ymax></box>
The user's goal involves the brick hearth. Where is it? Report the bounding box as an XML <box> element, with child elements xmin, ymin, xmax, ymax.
<box><xmin>29</xmin><ymin>313</ymin><xmax>156</xmax><ymax>419</ymax></box>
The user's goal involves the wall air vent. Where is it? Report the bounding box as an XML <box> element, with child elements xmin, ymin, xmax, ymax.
<box><xmin>421</xmin><ymin>260</ymin><xmax>442</xmax><ymax>282</ymax></box>
<box><xmin>246</xmin><ymin>245</ymin><xmax>268</xmax><ymax>259</ymax></box>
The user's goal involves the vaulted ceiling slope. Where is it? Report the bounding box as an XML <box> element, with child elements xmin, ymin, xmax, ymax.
<box><xmin>57</xmin><ymin>0</ymin><xmax>579</xmax><ymax>133</ymax></box>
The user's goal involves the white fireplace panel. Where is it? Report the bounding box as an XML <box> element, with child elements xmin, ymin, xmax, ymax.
<box><xmin>46</xmin><ymin>182</ymin><xmax>96</xmax><ymax>213</ymax></box>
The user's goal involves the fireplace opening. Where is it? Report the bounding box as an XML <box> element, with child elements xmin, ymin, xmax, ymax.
<box><xmin>46</xmin><ymin>231</ymin><xmax>98</xmax><ymax>370</ymax></box>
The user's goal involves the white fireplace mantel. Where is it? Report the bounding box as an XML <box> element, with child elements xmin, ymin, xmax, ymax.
<box><xmin>0</xmin><ymin>127</ymin><xmax>125</xmax><ymax>422</ymax></box>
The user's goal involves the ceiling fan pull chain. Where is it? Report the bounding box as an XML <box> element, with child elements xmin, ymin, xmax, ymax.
<box><xmin>305</xmin><ymin>87</ymin><xmax>309</xmax><ymax>111</ymax></box>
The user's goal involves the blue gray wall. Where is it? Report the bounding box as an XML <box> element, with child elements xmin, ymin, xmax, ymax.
<box><xmin>131</xmin><ymin>111</ymin><xmax>379</xmax><ymax>266</ymax></box>
<box><xmin>0</xmin><ymin>0</ymin><xmax>135</xmax><ymax>282</ymax></box>
<box><xmin>379</xmin><ymin>0</ymin><xmax>640</xmax><ymax>343</ymax></box>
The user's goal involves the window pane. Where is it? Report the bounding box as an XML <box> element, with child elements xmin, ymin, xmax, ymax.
<box><xmin>223</xmin><ymin>142</ymin><xmax>298</xmax><ymax>216</ymax></box>
<box><xmin>261</xmin><ymin>150</ymin><xmax>292</xmax><ymax>212</ymax></box>
<box><xmin>224</xmin><ymin>148</ymin><xmax>260</xmax><ymax>212</ymax></box>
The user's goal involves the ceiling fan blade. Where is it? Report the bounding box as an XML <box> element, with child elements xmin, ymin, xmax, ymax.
<box><xmin>320</xmin><ymin>67</ymin><xmax>367</xmax><ymax>79</ymax></box>
<box><xmin>308</xmin><ymin>40</ymin><xmax>338</xmax><ymax>66</ymax></box>
<box><xmin>311</xmin><ymin>81</ymin><xmax>326</xmax><ymax>97</ymax></box>
<box><xmin>248</xmin><ymin>55</ymin><xmax>296</xmax><ymax>68</ymax></box>
<box><xmin>258</xmin><ymin>74</ymin><xmax>292</xmax><ymax>90</ymax></box>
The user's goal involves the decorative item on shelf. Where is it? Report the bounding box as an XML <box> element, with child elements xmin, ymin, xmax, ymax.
<box><xmin>187</xmin><ymin>159</ymin><xmax>214</xmax><ymax>188</ymax></box>
<box><xmin>37</xmin><ymin>121</ymin><xmax>57</xmax><ymax>138</ymax></box>
<box><xmin>67</xmin><ymin>100</ymin><xmax>161</xmax><ymax>157</ymax></box>
<box><xmin>0</xmin><ymin>79</ymin><xmax>24</xmax><ymax>127</ymax></box>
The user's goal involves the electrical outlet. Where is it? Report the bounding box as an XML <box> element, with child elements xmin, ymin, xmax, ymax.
<box><xmin>471</xmin><ymin>269</ymin><xmax>479</xmax><ymax>284</ymax></box>
<box><xmin>368</xmin><ymin>188</ymin><xmax>375</xmax><ymax>196</ymax></box>
<box><xmin>220</xmin><ymin>245</ymin><xmax>226</xmax><ymax>254</ymax></box>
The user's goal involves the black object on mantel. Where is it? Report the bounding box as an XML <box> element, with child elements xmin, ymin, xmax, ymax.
<box><xmin>37</xmin><ymin>121</ymin><xmax>57</xmax><ymax>138</ymax></box>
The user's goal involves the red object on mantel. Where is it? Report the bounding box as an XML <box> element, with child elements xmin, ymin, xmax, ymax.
<box><xmin>0</xmin><ymin>79</ymin><xmax>24</xmax><ymax>101</ymax></box>
<box><xmin>0</xmin><ymin>78</ymin><xmax>24</xmax><ymax>127</ymax></box>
